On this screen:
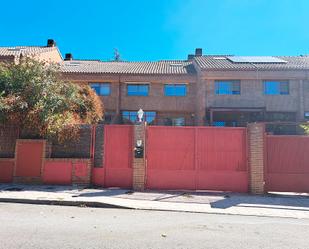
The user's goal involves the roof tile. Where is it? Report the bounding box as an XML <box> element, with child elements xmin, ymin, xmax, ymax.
<box><xmin>194</xmin><ymin>56</ymin><xmax>309</xmax><ymax>71</ymax></box>
<box><xmin>0</xmin><ymin>46</ymin><xmax>59</xmax><ymax>57</ymax></box>
<box><xmin>60</xmin><ymin>60</ymin><xmax>195</xmax><ymax>75</ymax></box>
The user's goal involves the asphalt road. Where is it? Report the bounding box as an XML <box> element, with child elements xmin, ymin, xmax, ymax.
<box><xmin>0</xmin><ymin>203</ymin><xmax>308</xmax><ymax>249</ymax></box>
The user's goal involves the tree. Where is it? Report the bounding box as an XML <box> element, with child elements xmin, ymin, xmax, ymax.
<box><xmin>0</xmin><ymin>58</ymin><xmax>103</xmax><ymax>142</ymax></box>
<box><xmin>300</xmin><ymin>124</ymin><xmax>309</xmax><ymax>134</ymax></box>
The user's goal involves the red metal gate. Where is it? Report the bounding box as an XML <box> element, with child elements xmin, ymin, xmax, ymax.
<box><xmin>104</xmin><ymin>125</ymin><xmax>133</xmax><ymax>188</ymax></box>
<box><xmin>266</xmin><ymin>135</ymin><xmax>309</xmax><ymax>193</ymax></box>
<box><xmin>146</xmin><ymin>126</ymin><xmax>248</xmax><ymax>192</ymax></box>
<box><xmin>15</xmin><ymin>140</ymin><xmax>44</xmax><ymax>177</ymax></box>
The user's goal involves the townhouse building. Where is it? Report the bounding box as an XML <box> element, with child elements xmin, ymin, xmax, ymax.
<box><xmin>1</xmin><ymin>40</ymin><xmax>309</xmax><ymax>132</ymax></box>
<box><xmin>194</xmin><ymin>55</ymin><xmax>309</xmax><ymax>129</ymax></box>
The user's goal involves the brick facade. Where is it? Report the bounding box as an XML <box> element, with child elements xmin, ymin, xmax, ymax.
<box><xmin>199</xmin><ymin>70</ymin><xmax>309</xmax><ymax>125</ymax></box>
<box><xmin>0</xmin><ymin>126</ymin><xmax>19</xmax><ymax>158</ymax></box>
<box><xmin>94</xmin><ymin>124</ymin><xmax>104</xmax><ymax>167</ymax></box>
<box><xmin>62</xmin><ymin>68</ymin><xmax>309</xmax><ymax>127</ymax></box>
<box><xmin>51</xmin><ymin>125</ymin><xmax>92</xmax><ymax>158</ymax></box>
<box><xmin>64</xmin><ymin>73</ymin><xmax>198</xmax><ymax>125</ymax></box>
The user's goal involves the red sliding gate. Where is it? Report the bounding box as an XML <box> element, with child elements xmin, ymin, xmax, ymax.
<box><xmin>104</xmin><ymin>125</ymin><xmax>133</xmax><ymax>188</ymax></box>
<box><xmin>266</xmin><ymin>136</ymin><xmax>309</xmax><ymax>193</ymax></box>
<box><xmin>146</xmin><ymin>126</ymin><xmax>248</xmax><ymax>192</ymax></box>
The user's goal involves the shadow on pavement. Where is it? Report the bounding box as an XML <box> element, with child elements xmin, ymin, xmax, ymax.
<box><xmin>210</xmin><ymin>193</ymin><xmax>309</xmax><ymax>211</ymax></box>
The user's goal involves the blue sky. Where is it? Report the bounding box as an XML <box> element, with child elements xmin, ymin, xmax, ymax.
<box><xmin>1</xmin><ymin>0</ymin><xmax>308</xmax><ymax>61</ymax></box>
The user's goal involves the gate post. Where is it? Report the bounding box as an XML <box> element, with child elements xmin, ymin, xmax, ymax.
<box><xmin>248</xmin><ymin>123</ymin><xmax>266</xmax><ymax>194</ymax></box>
<box><xmin>132</xmin><ymin>123</ymin><xmax>146</xmax><ymax>191</ymax></box>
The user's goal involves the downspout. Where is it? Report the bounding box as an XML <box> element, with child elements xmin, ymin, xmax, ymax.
<box><xmin>90</xmin><ymin>125</ymin><xmax>96</xmax><ymax>164</ymax></box>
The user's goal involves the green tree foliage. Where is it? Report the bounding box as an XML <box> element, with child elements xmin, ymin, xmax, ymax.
<box><xmin>0</xmin><ymin>58</ymin><xmax>103</xmax><ymax>142</ymax></box>
<box><xmin>300</xmin><ymin>124</ymin><xmax>309</xmax><ymax>134</ymax></box>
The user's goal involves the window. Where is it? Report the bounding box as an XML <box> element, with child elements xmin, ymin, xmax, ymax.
<box><xmin>122</xmin><ymin>111</ymin><xmax>136</xmax><ymax>123</ymax></box>
<box><xmin>90</xmin><ymin>83</ymin><xmax>111</xmax><ymax>96</ymax></box>
<box><xmin>215</xmin><ymin>80</ymin><xmax>240</xmax><ymax>95</ymax></box>
<box><xmin>163</xmin><ymin>117</ymin><xmax>185</xmax><ymax>126</ymax></box>
<box><xmin>103</xmin><ymin>112</ymin><xmax>115</xmax><ymax>124</ymax></box>
<box><xmin>213</xmin><ymin>121</ymin><xmax>226</xmax><ymax>127</ymax></box>
<box><xmin>164</xmin><ymin>84</ymin><xmax>187</xmax><ymax>96</ymax></box>
<box><xmin>122</xmin><ymin>111</ymin><xmax>156</xmax><ymax>124</ymax></box>
<box><xmin>172</xmin><ymin>117</ymin><xmax>185</xmax><ymax>126</ymax></box>
<box><xmin>127</xmin><ymin>84</ymin><xmax>149</xmax><ymax>96</ymax></box>
<box><xmin>264</xmin><ymin>81</ymin><xmax>289</xmax><ymax>95</ymax></box>
<box><xmin>213</xmin><ymin>121</ymin><xmax>237</xmax><ymax>127</ymax></box>
<box><xmin>265</xmin><ymin>112</ymin><xmax>295</xmax><ymax>122</ymax></box>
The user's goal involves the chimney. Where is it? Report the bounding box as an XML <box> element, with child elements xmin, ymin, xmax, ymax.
<box><xmin>195</xmin><ymin>48</ymin><xmax>203</xmax><ymax>57</ymax></box>
<box><xmin>187</xmin><ymin>54</ymin><xmax>194</xmax><ymax>61</ymax></box>
<box><xmin>47</xmin><ymin>39</ymin><xmax>56</xmax><ymax>47</ymax></box>
<box><xmin>64</xmin><ymin>53</ymin><xmax>73</xmax><ymax>61</ymax></box>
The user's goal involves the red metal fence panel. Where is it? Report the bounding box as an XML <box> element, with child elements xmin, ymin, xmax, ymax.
<box><xmin>266</xmin><ymin>136</ymin><xmax>309</xmax><ymax>192</ymax></box>
<box><xmin>146</xmin><ymin>126</ymin><xmax>248</xmax><ymax>192</ymax></box>
<box><xmin>15</xmin><ymin>140</ymin><xmax>44</xmax><ymax>177</ymax></box>
<box><xmin>196</xmin><ymin>128</ymin><xmax>248</xmax><ymax>192</ymax></box>
<box><xmin>0</xmin><ymin>159</ymin><xmax>14</xmax><ymax>183</ymax></box>
<box><xmin>43</xmin><ymin>161</ymin><xmax>72</xmax><ymax>185</ymax></box>
<box><xmin>104</xmin><ymin>125</ymin><xmax>133</xmax><ymax>188</ymax></box>
<box><xmin>146</xmin><ymin>127</ymin><xmax>196</xmax><ymax>190</ymax></box>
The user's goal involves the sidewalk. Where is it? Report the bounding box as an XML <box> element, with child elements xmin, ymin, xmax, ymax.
<box><xmin>0</xmin><ymin>184</ymin><xmax>309</xmax><ymax>219</ymax></box>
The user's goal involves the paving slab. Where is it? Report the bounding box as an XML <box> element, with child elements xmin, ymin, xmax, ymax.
<box><xmin>0</xmin><ymin>184</ymin><xmax>308</xmax><ymax>219</ymax></box>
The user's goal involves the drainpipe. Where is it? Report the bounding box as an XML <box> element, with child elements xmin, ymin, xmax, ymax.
<box><xmin>90</xmin><ymin>125</ymin><xmax>96</xmax><ymax>163</ymax></box>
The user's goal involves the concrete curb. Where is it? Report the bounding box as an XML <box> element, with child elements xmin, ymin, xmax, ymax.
<box><xmin>1</xmin><ymin>197</ymin><xmax>309</xmax><ymax>219</ymax></box>
<box><xmin>0</xmin><ymin>198</ymin><xmax>133</xmax><ymax>209</ymax></box>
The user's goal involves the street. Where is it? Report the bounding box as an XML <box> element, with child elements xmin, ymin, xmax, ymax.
<box><xmin>0</xmin><ymin>203</ymin><xmax>308</xmax><ymax>249</ymax></box>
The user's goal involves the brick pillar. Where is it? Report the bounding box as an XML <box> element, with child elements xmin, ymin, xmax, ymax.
<box><xmin>132</xmin><ymin>123</ymin><xmax>146</xmax><ymax>191</ymax></box>
<box><xmin>248</xmin><ymin>123</ymin><xmax>265</xmax><ymax>194</ymax></box>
